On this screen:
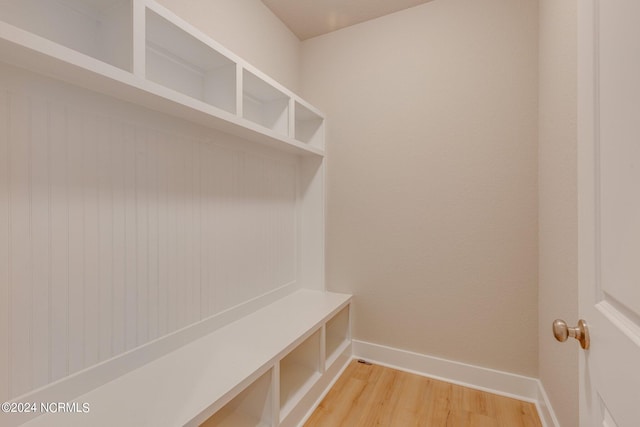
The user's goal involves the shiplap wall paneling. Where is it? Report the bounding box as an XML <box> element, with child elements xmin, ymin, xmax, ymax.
<box><xmin>7</xmin><ymin>90</ymin><xmax>32</xmax><ymax>398</ymax></box>
<box><xmin>298</xmin><ymin>156</ymin><xmax>325</xmax><ymax>291</ymax></box>
<box><xmin>0</xmin><ymin>65</ymin><xmax>301</xmax><ymax>400</ymax></box>
<box><xmin>0</xmin><ymin>87</ymin><xmax>9</xmax><ymax>404</ymax></box>
<box><xmin>48</xmin><ymin>100</ymin><xmax>68</xmax><ymax>385</ymax></box>
<box><xmin>29</xmin><ymin>98</ymin><xmax>49</xmax><ymax>393</ymax></box>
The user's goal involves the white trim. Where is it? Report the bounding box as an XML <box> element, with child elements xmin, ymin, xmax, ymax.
<box><xmin>291</xmin><ymin>345</ymin><xmax>352</xmax><ymax>427</ymax></box>
<box><xmin>536</xmin><ymin>380</ymin><xmax>562</xmax><ymax>427</ymax></box>
<box><xmin>352</xmin><ymin>340</ymin><xmax>560</xmax><ymax>427</ymax></box>
<box><xmin>353</xmin><ymin>340</ymin><xmax>538</xmax><ymax>400</ymax></box>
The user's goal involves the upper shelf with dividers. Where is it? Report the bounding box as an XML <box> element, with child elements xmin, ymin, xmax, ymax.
<box><xmin>0</xmin><ymin>0</ymin><xmax>325</xmax><ymax>156</ymax></box>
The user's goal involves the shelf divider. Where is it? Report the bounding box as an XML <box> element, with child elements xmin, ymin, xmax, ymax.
<box><xmin>145</xmin><ymin>7</ymin><xmax>237</xmax><ymax>114</ymax></box>
<box><xmin>242</xmin><ymin>68</ymin><xmax>290</xmax><ymax>137</ymax></box>
<box><xmin>295</xmin><ymin>100</ymin><xmax>325</xmax><ymax>149</ymax></box>
<box><xmin>326</xmin><ymin>306</ymin><xmax>351</xmax><ymax>368</ymax></box>
<box><xmin>200</xmin><ymin>370</ymin><xmax>273</xmax><ymax>427</ymax></box>
<box><xmin>0</xmin><ymin>0</ymin><xmax>325</xmax><ymax>157</ymax></box>
<box><xmin>279</xmin><ymin>329</ymin><xmax>322</xmax><ymax>420</ymax></box>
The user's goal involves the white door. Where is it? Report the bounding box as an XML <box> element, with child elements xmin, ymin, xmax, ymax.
<box><xmin>578</xmin><ymin>0</ymin><xmax>640</xmax><ymax>426</ymax></box>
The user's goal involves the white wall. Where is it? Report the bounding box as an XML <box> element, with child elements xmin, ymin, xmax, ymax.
<box><xmin>538</xmin><ymin>1</ymin><xmax>579</xmax><ymax>426</ymax></box>
<box><xmin>300</xmin><ymin>0</ymin><xmax>539</xmax><ymax>376</ymax></box>
<box><xmin>156</xmin><ymin>0</ymin><xmax>300</xmax><ymax>91</ymax></box>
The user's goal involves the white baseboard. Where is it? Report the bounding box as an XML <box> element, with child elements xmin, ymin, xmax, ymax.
<box><xmin>536</xmin><ymin>380</ymin><xmax>562</xmax><ymax>427</ymax></box>
<box><xmin>352</xmin><ymin>340</ymin><xmax>560</xmax><ymax>427</ymax></box>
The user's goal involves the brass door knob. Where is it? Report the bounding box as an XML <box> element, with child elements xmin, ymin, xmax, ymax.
<box><xmin>553</xmin><ymin>319</ymin><xmax>590</xmax><ymax>349</ymax></box>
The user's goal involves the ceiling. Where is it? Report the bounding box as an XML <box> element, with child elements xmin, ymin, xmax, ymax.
<box><xmin>261</xmin><ymin>0</ymin><xmax>432</xmax><ymax>41</ymax></box>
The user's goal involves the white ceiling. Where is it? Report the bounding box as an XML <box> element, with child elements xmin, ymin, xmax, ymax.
<box><xmin>261</xmin><ymin>0</ymin><xmax>433</xmax><ymax>40</ymax></box>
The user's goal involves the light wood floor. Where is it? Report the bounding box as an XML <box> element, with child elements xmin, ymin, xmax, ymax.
<box><xmin>304</xmin><ymin>360</ymin><xmax>542</xmax><ymax>427</ymax></box>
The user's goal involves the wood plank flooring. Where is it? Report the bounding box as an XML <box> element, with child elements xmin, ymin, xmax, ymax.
<box><xmin>304</xmin><ymin>360</ymin><xmax>542</xmax><ymax>427</ymax></box>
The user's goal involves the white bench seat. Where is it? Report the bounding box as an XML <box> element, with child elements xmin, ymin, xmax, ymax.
<box><xmin>20</xmin><ymin>290</ymin><xmax>351</xmax><ymax>427</ymax></box>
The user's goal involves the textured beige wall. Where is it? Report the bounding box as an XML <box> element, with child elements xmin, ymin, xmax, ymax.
<box><xmin>156</xmin><ymin>0</ymin><xmax>300</xmax><ymax>91</ymax></box>
<box><xmin>301</xmin><ymin>0</ymin><xmax>539</xmax><ymax>376</ymax></box>
<box><xmin>538</xmin><ymin>1</ymin><xmax>579</xmax><ymax>426</ymax></box>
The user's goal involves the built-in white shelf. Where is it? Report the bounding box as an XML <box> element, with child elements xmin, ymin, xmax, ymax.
<box><xmin>17</xmin><ymin>290</ymin><xmax>351</xmax><ymax>427</ymax></box>
<box><xmin>145</xmin><ymin>7</ymin><xmax>236</xmax><ymax>114</ymax></box>
<box><xmin>200</xmin><ymin>370</ymin><xmax>272</xmax><ymax>427</ymax></box>
<box><xmin>202</xmin><ymin>412</ymin><xmax>269</xmax><ymax>427</ymax></box>
<box><xmin>295</xmin><ymin>101</ymin><xmax>325</xmax><ymax>149</ymax></box>
<box><xmin>279</xmin><ymin>330</ymin><xmax>322</xmax><ymax>420</ymax></box>
<box><xmin>0</xmin><ymin>2</ymin><xmax>341</xmax><ymax>427</ymax></box>
<box><xmin>326</xmin><ymin>306</ymin><xmax>351</xmax><ymax>368</ymax></box>
<box><xmin>0</xmin><ymin>0</ymin><xmax>133</xmax><ymax>72</ymax></box>
<box><xmin>243</xmin><ymin>69</ymin><xmax>290</xmax><ymax>137</ymax></box>
<box><xmin>0</xmin><ymin>0</ymin><xmax>324</xmax><ymax>157</ymax></box>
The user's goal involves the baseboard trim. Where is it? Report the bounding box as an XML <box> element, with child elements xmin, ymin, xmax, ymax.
<box><xmin>536</xmin><ymin>380</ymin><xmax>562</xmax><ymax>427</ymax></box>
<box><xmin>352</xmin><ymin>340</ymin><xmax>560</xmax><ymax>427</ymax></box>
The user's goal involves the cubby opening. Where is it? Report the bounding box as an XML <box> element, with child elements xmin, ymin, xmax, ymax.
<box><xmin>295</xmin><ymin>101</ymin><xmax>324</xmax><ymax>148</ymax></box>
<box><xmin>326</xmin><ymin>307</ymin><xmax>350</xmax><ymax>368</ymax></box>
<box><xmin>200</xmin><ymin>370</ymin><xmax>273</xmax><ymax>427</ymax></box>
<box><xmin>145</xmin><ymin>8</ymin><xmax>237</xmax><ymax>114</ymax></box>
<box><xmin>0</xmin><ymin>0</ymin><xmax>132</xmax><ymax>71</ymax></box>
<box><xmin>279</xmin><ymin>329</ymin><xmax>322</xmax><ymax>419</ymax></box>
<box><xmin>243</xmin><ymin>69</ymin><xmax>290</xmax><ymax>136</ymax></box>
